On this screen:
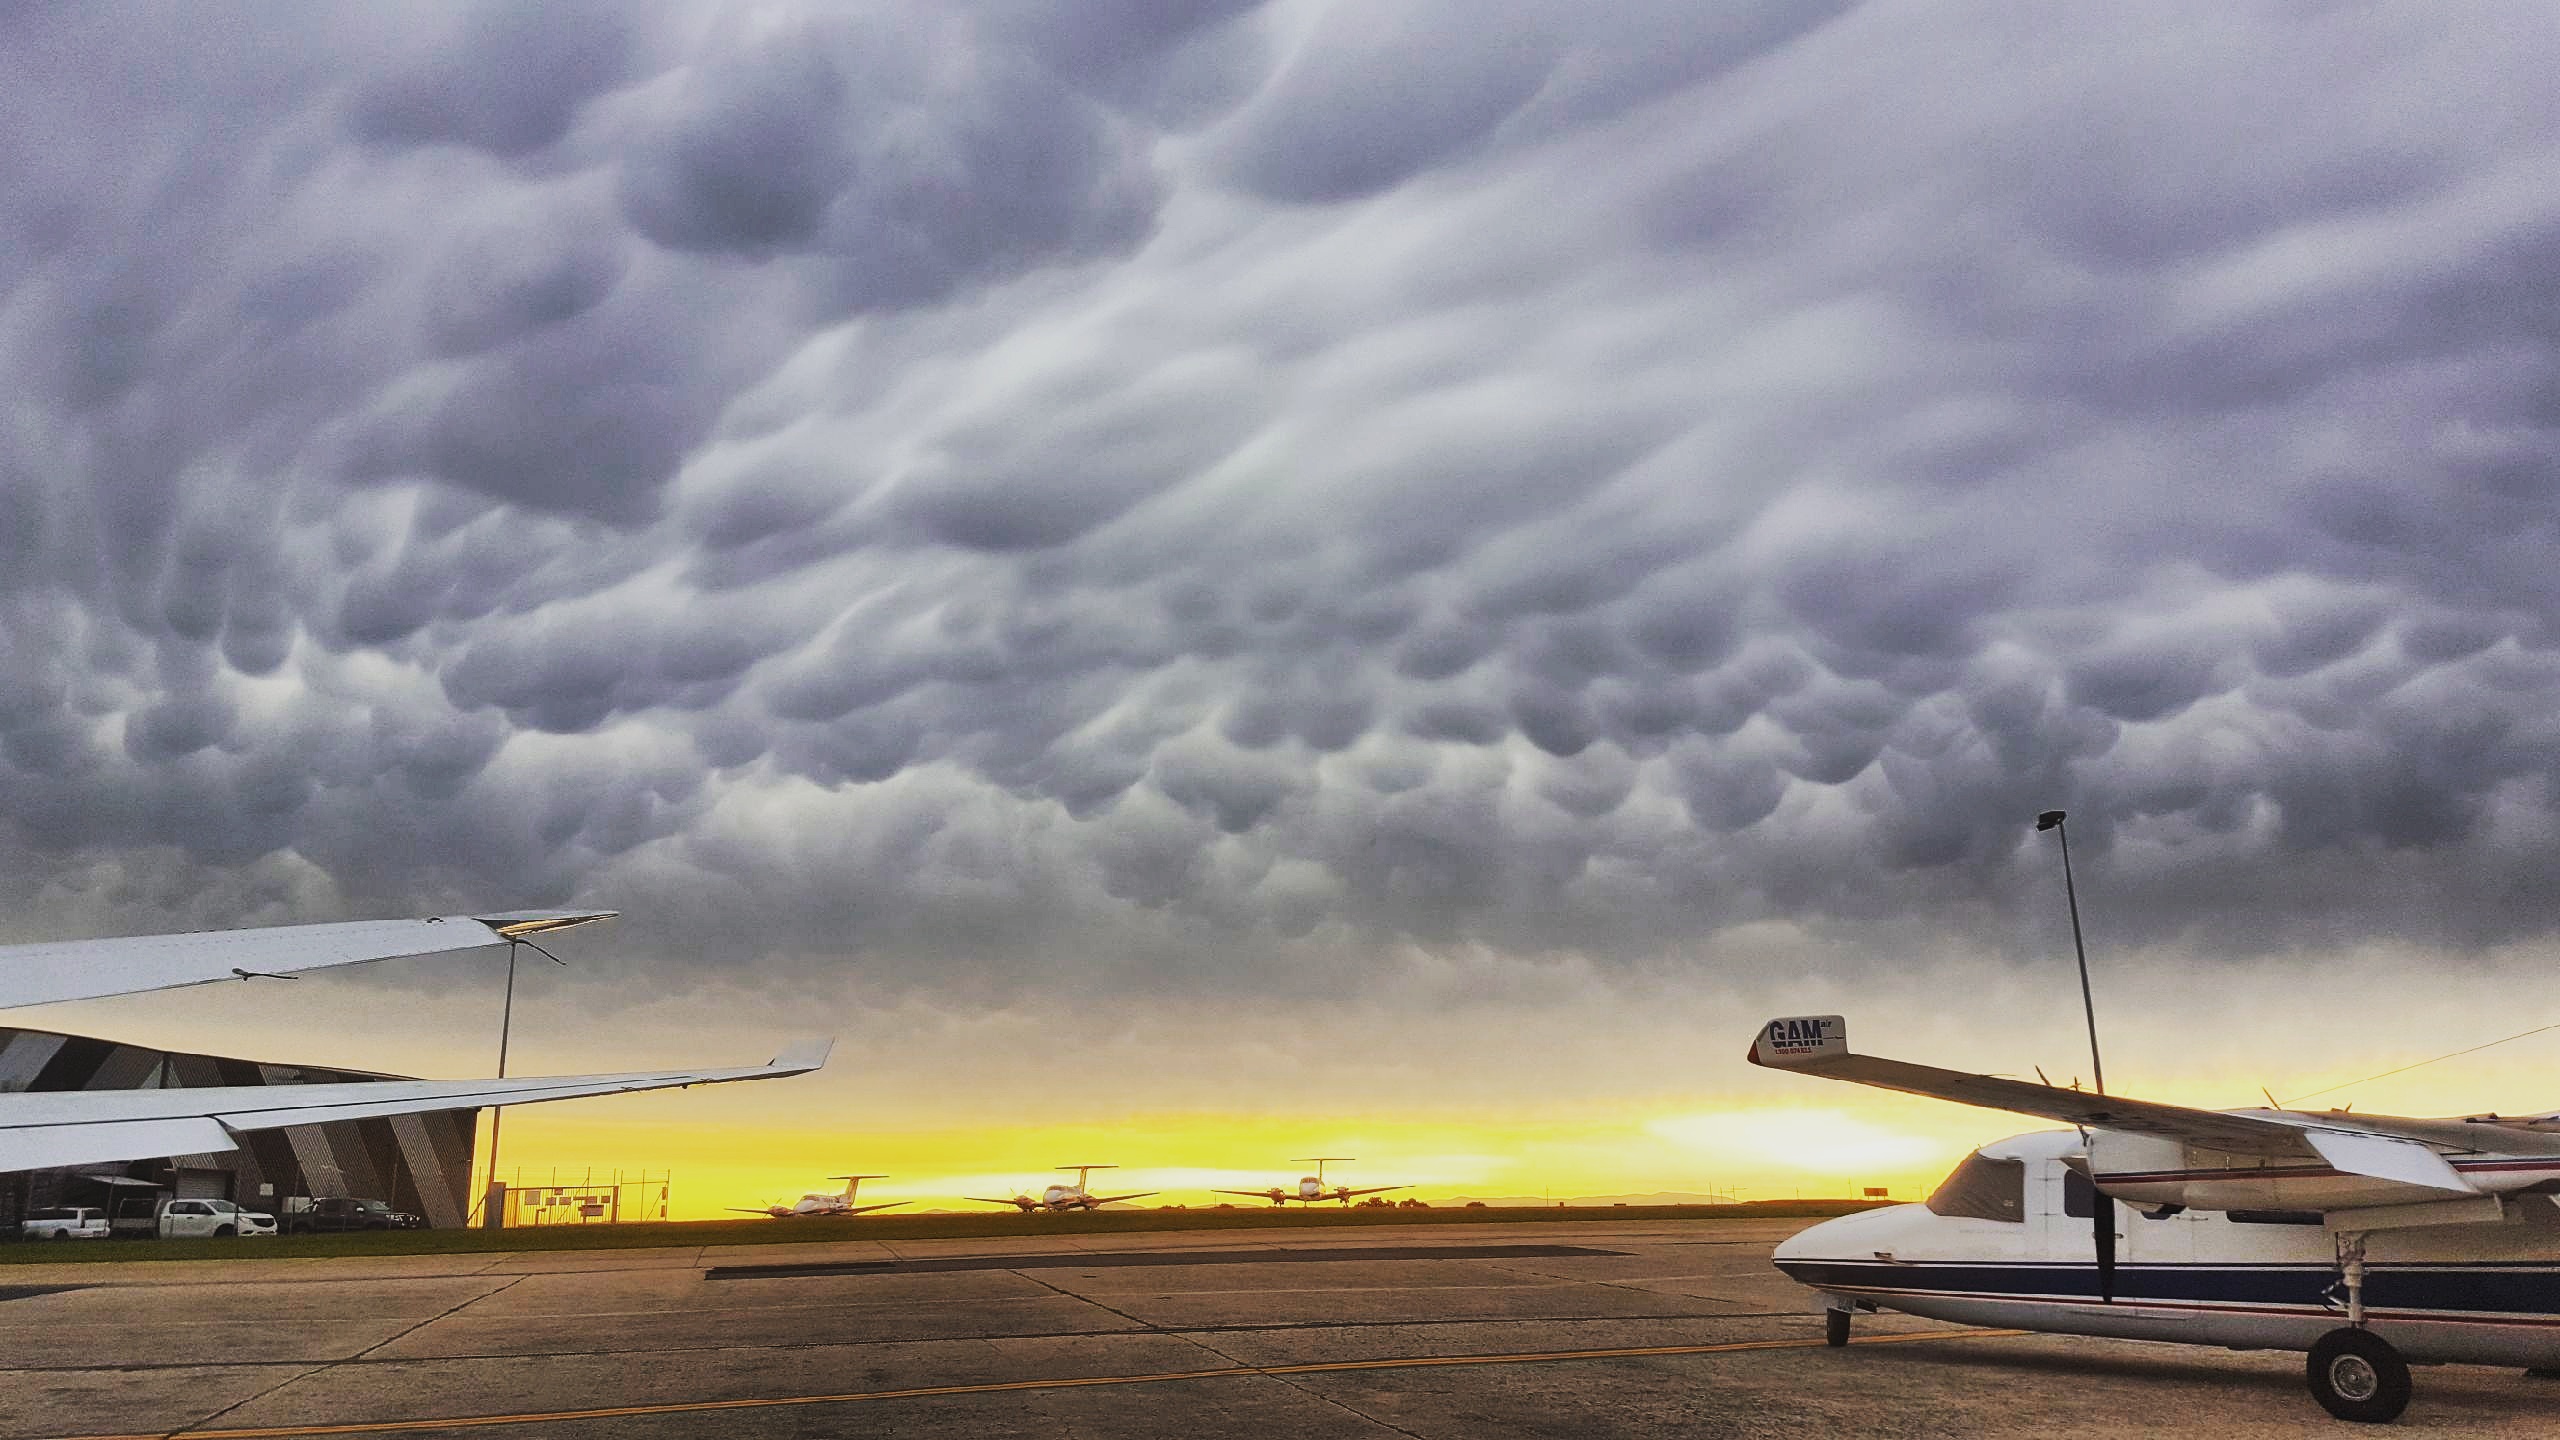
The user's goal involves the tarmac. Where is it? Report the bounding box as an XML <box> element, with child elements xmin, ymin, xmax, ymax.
<box><xmin>2</xmin><ymin>1217</ymin><xmax>2553</xmax><ymax>1438</ymax></box>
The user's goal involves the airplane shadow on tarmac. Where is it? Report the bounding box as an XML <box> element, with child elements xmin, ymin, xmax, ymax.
<box><xmin>1853</xmin><ymin>1337</ymin><xmax>2301</xmax><ymax>1395</ymax></box>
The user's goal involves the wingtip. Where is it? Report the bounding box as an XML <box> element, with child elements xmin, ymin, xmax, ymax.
<box><xmin>473</xmin><ymin>909</ymin><xmax>621</xmax><ymax>938</ymax></box>
<box><xmin>1750</xmin><ymin>1015</ymin><xmax>1848</xmax><ymax>1069</ymax></box>
<box><xmin>770</xmin><ymin>1038</ymin><xmax>835</xmax><ymax>1072</ymax></box>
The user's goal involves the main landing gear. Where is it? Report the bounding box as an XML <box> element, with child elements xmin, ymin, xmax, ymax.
<box><xmin>1825</xmin><ymin>1307</ymin><xmax>1851</xmax><ymax>1347</ymax></box>
<box><xmin>2307</xmin><ymin>1329</ymin><xmax>2410</xmax><ymax>1424</ymax></box>
<box><xmin>2309</xmin><ymin>1233</ymin><xmax>2410</xmax><ymax>1424</ymax></box>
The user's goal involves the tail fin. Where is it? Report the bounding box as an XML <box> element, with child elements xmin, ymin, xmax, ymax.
<box><xmin>829</xmin><ymin>1173</ymin><xmax>889</xmax><ymax>1202</ymax></box>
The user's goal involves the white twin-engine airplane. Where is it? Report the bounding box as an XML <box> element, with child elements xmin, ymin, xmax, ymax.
<box><xmin>730</xmin><ymin>1173</ymin><xmax>906</xmax><ymax>1219</ymax></box>
<box><xmin>968</xmin><ymin>1165</ymin><xmax>1158</xmax><ymax>1213</ymax></box>
<box><xmin>1751</xmin><ymin>1015</ymin><xmax>2560</xmax><ymax>1424</ymax></box>
<box><xmin>1215</xmin><ymin>1157</ymin><xmax>1406</xmax><ymax>1207</ymax></box>
<box><xmin>0</xmin><ymin>910</ymin><xmax>831</xmax><ymax>1174</ymax></box>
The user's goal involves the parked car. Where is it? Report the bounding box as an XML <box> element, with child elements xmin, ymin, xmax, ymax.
<box><xmin>281</xmin><ymin>1196</ymin><xmax>423</xmax><ymax>1233</ymax></box>
<box><xmin>20</xmin><ymin>1206</ymin><xmax>109</xmax><ymax>1241</ymax></box>
<box><xmin>110</xmin><ymin>1196</ymin><xmax>165</xmax><ymax>1240</ymax></box>
<box><xmin>152</xmin><ymin>1198</ymin><xmax>277</xmax><ymax>1239</ymax></box>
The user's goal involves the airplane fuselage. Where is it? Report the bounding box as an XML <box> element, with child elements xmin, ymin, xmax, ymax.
<box><xmin>1230</xmin><ymin>1180</ymin><xmax>1326</xmax><ymax>1205</ymax></box>
<box><xmin>982</xmin><ymin>1187</ymin><xmax>1113</xmax><ymax>1212</ymax></box>
<box><xmin>1777</xmin><ymin>1130</ymin><xmax>2560</xmax><ymax>1369</ymax></box>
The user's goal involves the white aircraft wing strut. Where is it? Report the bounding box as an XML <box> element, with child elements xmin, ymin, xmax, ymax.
<box><xmin>0</xmin><ymin>1039</ymin><xmax>831</xmax><ymax>1173</ymax></box>
<box><xmin>0</xmin><ymin>911</ymin><xmax>617</xmax><ymax>1011</ymax></box>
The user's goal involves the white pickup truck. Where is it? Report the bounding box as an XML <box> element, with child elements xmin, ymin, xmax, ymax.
<box><xmin>147</xmin><ymin>1199</ymin><xmax>278</xmax><ymax>1239</ymax></box>
<box><xmin>20</xmin><ymin>1206</ymin><xmax>109</xmax><ymax>1241</ymax></box>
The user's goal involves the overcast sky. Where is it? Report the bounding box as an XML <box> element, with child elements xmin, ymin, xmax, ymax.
<box><xmin>7</xmin><ymin>3</ymin><xmax>2560</xmax><ymax>1196</ymax></box>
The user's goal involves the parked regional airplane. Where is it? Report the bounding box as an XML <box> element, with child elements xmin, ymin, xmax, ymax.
<box><xmin>1216</xmin><ymin>1158</ymin><xmax>1406</xmax><ymax>1207</ymax></box>
<box><xmin>968</xmin><ymin>1165</ymin><xmax>1157</xmax><ymax>1213</ymax></box>
<box><xmin>730</xmin><ymin>1174</ymin><xmax>906</xmax><ymax>1218</ymax></box>
<box><xmin>1751</xmin><ymin>1015</ymin><xmax>2560</xmax><ymax>1423</ymax></box>
<box><xmin>0</xmin><ymin>910</ymin><xmax>831</xmax><ymax>1174</ymax></box>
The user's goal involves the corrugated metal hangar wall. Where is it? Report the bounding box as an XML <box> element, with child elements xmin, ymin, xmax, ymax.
<box><xmin>0</xmin><ymin>1027</ymin><xmax>477</xmax><ymax>1229</ymax></box>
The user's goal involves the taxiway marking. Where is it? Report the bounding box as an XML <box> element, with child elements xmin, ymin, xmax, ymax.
<box><xmin>55</xmin><ymin>1327</ymin><xmax>2024</xmax><ymax>1439</ymax></box>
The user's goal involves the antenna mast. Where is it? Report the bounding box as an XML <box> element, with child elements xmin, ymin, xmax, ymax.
<box><xmin>2036</xmin><ymin>810</ymin><xmax>2105</xmax><ymax>1095</ymax></box>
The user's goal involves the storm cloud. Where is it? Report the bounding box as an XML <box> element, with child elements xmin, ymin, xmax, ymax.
<box><xmin>6</xmin><ymin>0</ymin><xmax>2560</xmax><ymax>1009</ymax></box>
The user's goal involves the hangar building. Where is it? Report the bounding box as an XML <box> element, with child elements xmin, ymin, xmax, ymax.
<box><xmin>0</xmin><ymin>1026</ymin><xmax>477</xmax><ymax>1230</ymax></box>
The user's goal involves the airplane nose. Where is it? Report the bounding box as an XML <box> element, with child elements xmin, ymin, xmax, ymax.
<box><xmin>1773</xmin><ymin>1207</ymin><xmax>1897</xmax><ymax>1263</ymax></box>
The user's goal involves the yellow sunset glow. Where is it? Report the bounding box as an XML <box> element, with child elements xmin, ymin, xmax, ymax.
<box><xmin>481</xmin><ymin>1096</ymin><xmax>2007</xmax><ymax>1219</ymax></box>
<box><xmin>1644</xmin><ymin>1107</ymin><xmax>1947</xmax><ymax>1178</ymax></box>
<box><xmin>473</xmin><ymin>1028</ymin><xmax>2560</xmax><ymax>1222</ymax></box>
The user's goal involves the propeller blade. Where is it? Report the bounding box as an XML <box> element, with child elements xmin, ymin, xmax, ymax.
<box><xmin>2093</xmin><ymin>1193</ymin><xmax>2116</xmax><ymax>1304</ymax></box>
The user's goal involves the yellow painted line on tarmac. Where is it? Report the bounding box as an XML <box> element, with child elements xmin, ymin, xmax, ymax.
<box><xmin>51</xmin><ymin>1328</ymin><xmax>2024</xmax><ymax>1439</ymax></box>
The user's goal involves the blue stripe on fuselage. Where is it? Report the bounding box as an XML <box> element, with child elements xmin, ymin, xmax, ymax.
<box><xmin>1776</xmin><ymin>1259</ymin><xmax>2560</xmax><ymax>1318</ymax></box>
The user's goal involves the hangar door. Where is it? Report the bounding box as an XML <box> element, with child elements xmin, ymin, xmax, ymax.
<box><xmin>173</xmin><ymin>1169</ymin><xmax>229</xmax><ymax>1200</ymax></box>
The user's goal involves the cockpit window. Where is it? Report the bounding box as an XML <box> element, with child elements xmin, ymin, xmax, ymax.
<box><xmin>1925</xmin><ymin>1152</ymin><xmax>2025</xmax><ymax>1223</ymax></box>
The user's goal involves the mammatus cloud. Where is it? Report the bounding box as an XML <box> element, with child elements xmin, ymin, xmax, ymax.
<box><xmin>5</xmin><ymin>1</ymin><xmax>2560</xmax><ymax>1009</ymax></box>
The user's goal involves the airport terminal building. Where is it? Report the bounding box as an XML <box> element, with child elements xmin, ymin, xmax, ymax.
<box><xmin>0</xmin><ymin>1026</ymin><xmax>477</xmax><ymax>1230</ymax></box>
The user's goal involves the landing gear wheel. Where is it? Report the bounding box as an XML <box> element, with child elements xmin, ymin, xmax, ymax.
<box><xmin>2306</xmin><ymin>1328</ymin><xmax>2410</xmax><ymax>1423</ymax></box>
<box><xmin>1825</xmin><ymin>1308</ymin><xmax>1851</xmax><ymax>1347</ymax></box>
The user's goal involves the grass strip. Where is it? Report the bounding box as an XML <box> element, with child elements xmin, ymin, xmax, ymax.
<box><xmin>1</xmin><ymin>1199</ymin><xmax>1883</xmax><ymax>1265</ymax></box>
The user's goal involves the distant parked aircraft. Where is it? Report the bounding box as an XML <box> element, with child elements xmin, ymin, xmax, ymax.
<box><xmin>1216</xmin><ymin>1157</ymin><xmax>1406</xmax><ymax>1207</ymax></box>
<box><xmin>730</xmin><ymin>1173</ymin><xmax>906</xmax><ymax>1219</ymax></box>
<box><xmin>968</xmin><ymin>1165</ymin><xmax>1157</xmax><ymax>1213</ymax></box>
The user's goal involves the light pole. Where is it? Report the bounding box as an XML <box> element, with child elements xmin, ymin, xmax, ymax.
<box><xmin>481</xmin><ymin>936</ymin><xmax>570</xmax><ymax>1229</ymax></box>
<box><xmin>2035</xmin><ymin>809</ymin><xmax>2105</xmax><ymax>1096</ymax></box>
<box><xmin>481</xmin><ymin>943</ymin><xmax>519</xmax><ymax>1229</ymax></box>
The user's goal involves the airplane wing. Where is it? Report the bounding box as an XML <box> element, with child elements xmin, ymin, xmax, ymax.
<box><xmin>726</xmin><ymin>1207</ymin><xmax>786</xmax><ymax>1216</ymax></box>
<box><xmin>844</xmin><ymin>1201</ymin><xmax>908</xmax><ymax>1215</ymax></box>
<box><xmin>1749</xmin><ymin>1015</ymin><xmax>2323</xmax><ymax>1152</ymax></box>
<box><xmin>0</xmin><ymin>910</ymin><xmax>617</xmax><ymax>1010</ymax></box>
<box><xmin>0</xmin><ymin>1038</ymin><xmax>831</xmax><ymax>1173</ymax></box>
<box><xmin>1212</xmin><ymin>1188</ymin><xmax>1284</xmax><ymax>1198</ymax></box>
<box><xmin>1087</xmin><ymin>1190</ymin><xmax>1158</xmax><ymax>1206</ymax></box>
<box><xmin>1335</xmin><ymin>1185</ymin><xmax>1407</xmax><ymax>1199</ymax></box>
<box><xmin>964</xmin><ymin>1196</ymin><xmax>1031</xmax><ymax>1207</ymax></box>
<box><xmin>1745</xmin><ymin>1016</ymin><xmax>2476</xmax><ymax>1178</ymax></box>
